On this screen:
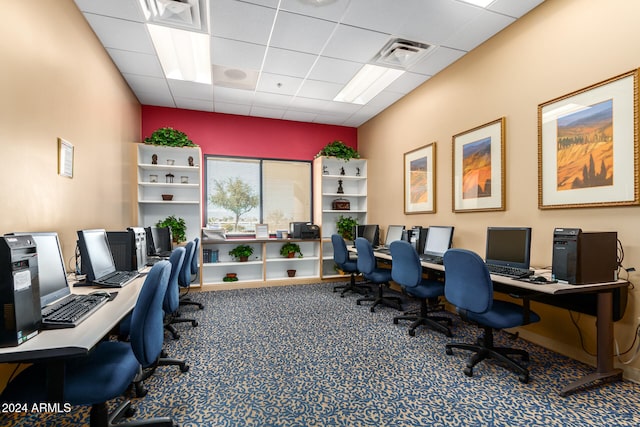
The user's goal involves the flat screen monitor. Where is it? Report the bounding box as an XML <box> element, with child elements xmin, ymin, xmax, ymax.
<box><xmin>423</xmin><ymin>226</ymin><xmax>455</xmax><ymax>256</ymax></box>
<box><xmin>77</xmin><ymin>229</ymin><xmax>116</xmax><ymax>282</ymax></box>
<box><xmin>485</xmin><ymin>227</ymin><xmax>532</xmax><ymax>269</ymax></box>
<box><xmin>362</xmin><ymin>225</ymin><xmax>380</xmax><ymax>247</ymax></box>
<box><xmin>11</xmin><ymin>232</ymin><xmax>70</xmax><ymax>308</ymax></box>
<box><xmin>106</xmin><ymin>230</ymin><xmax>137</xmax><ymax>272</ymax></box>
<box><xmin>384</xmin><ymin>225</ymin><xmax>405</xmax><ymax>246</ymax></box>
<box><xmin>145</xmin><ymin>226</ymin><xmax>172</xmax><ymax>256</ymax></box>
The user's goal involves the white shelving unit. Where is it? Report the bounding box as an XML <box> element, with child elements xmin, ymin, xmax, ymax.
<box><xmin>135</xmin><ymin>144</ymin><xmax>202</xmax><ymax>243</ymax></box>
<box><xmin>313</xmin><ymin>156</ymin><xmax>367</xmax><ymax>279</ymax></box>
<box><xmin>200</xmin><ymin>237</ymin><xmax>320</xmax><ymax>287</ymax></box>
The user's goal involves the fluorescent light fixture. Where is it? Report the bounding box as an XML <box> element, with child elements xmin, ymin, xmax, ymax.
<box><xmin>147</xmin><ymin>24</ymin><xmax>211</xmax><ymax>84</ymax></box>
<box><xmin>334</xmin><ymin>64</ymin><xmax>404</xmax><ymax>105</ymax></box>
<box><xmin>459</xmin><ymin>0</ymin><xmax>494</xmax><ymax>7</ymax></box>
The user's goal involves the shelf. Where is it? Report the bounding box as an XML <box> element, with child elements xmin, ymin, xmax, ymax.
<box><xmin>138</xmin><ymin>200</ymin><xmax>200</xmax><ymax>205</ymax></box>
<box><xmin>203</xmin><ymin>260</ymin><xmax>263</xmax><ymax>267</ymax></box>
<box><xmin>138</xmin><ymin>182</ymin><xmax>199</xmax><ymax>188</ymax></box>
<box><xmin>323</xmin><ymin>209</ymin><xmax>367</xmax><ymax>213</ymax></box>
<box><xmin>265</xmin><ymin>256</ymin><xmax>320</xmax><ymax>263</ymax></box>
<box><xmin>321</xmin><ymin>174</ymin><xmax>366</xmax><ymax>180</ymax></box>
<box><xmin>138</xmin><ymin>164</ymin><xmax>199</xmax><ymax>172</ymax></box>
<box><xmin>322</xmin><ymin>192</ymin><xmax>366</xmax><ymax>197</ymax></box>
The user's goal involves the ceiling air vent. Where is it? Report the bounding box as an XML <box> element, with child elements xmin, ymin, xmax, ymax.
<box><xmin>140</xmin><ymin>0</ymin><xmax>209</xmax><ymax>32</ymax></box>
<box><xmin>373</xmin><ymin>38</ymin><xmax>433</xmax><ymax>69</ymax></box>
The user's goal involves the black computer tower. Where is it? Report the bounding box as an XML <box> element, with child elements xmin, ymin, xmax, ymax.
<box><xmin>0</xmin><ymin>235</ymin><xmax>41</xmax><ymax>347</ymax></box>
<box><xmin>552</xmin><ymin>228</ymin><xmax>581</xmax><ymax>283</ymax></box>
<box><xmin>552</xmin><ymin>228</ymin><xmax>618</xmax><ymax>284</ymax></box>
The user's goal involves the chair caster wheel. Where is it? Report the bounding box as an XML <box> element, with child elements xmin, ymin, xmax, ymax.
<box><xmin>191</xmin><ymin>320</ymin><xmax>198</xmax><ymax>327</ymax></box>
<box><xmin>463</xmin><ymin>367</ymin><xmax>473</xmax><ymax>377</ymax></box>
<box><xmin>180</xmin><ymin>364</ymin><xmax>190</xmax><ymax>373</ymax></box>
<box><xmin>519</xmin><ymin>373</ymin><xmax>529</xmax><ymax>383</ymax></box>
<box><xmin>393</xmin><ymin>318</ymin><xmax>399</xmax><ymax>324</ymax></box>
<box><xmin>408</xmin><ymin>329</ymin><xmax>416</xmax><ymax>337</ymax></box>
<box><xmin>370</xmin><ymin>307</ymin><xmax>375</xmax><ymax>313</ymax></box>
<box><xmin>125</xmin><ymin>405</ymin><xmax>136</xmax><ymax>418</ymax></box>
<box><xmin>173</xmin><ymin>333</ymin><xmax>180</xmax><ymax>340</ymax></box>
<box><xmin>198</xmin><ymin>304</ymin><xmax>204</xmax><ymax>310</ymax></box>
<box><xmin>445</xmin><ymin>347</ymin><xmax>453</xmax><ymax>355</ymax></box>
<box><xmin>522</xmin><ymin>354</ymin><xmax>529</xmax><ymax>362</ymax></box>
<box><xmin>356</xmin><ymin>301</ymin><xmax>361</xmax><ymax>305</ymax></box>
<box><xmin>340</xmin><ymin>294</ymin><xmax>345</xmax><ymax>298</ymax></box>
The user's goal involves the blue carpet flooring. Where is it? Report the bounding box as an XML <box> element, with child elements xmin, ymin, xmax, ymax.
<box><xmin>3</xmin><ymin>282</ymin><xmax>640</xmax><ymax>426</ymax></box>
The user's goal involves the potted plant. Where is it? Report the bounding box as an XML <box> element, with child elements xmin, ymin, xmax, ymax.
<box><xmin>336</xmin><ymin>215</ymin><xmax>358</xmax><ymax>240</ymax></box>
<box><xmin>315</xmin><ymin>140</ymin><xmax>359</xmax><ymax>161</ymax></box>
<box><xmin>144</xmin><ymin>127</ymin><xmax>198</xmax><ymax>147</ymax></box>
<box><xmin>156</xmin><ymin>215</ymin><xmax>187</xmax><ymax>244</ymax></box>
<box><xmin>280</xmin><ymin>242</ymin><xmax>303</xmax><ymax>258</ymax></box>
<box><xmin>229</xmin><ymin>244</ymin><xmax>254</xmax><ymax>262</ymax></box>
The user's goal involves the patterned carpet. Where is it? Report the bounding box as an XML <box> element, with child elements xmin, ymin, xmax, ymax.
<box><xmin>3</xmin><ymin>282</ymin><xmax>640</xmax><ymax>426</ymax></box>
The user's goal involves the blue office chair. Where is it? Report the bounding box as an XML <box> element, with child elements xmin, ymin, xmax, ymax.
<box><xmin>164</xmin><ymin>246</ymin><xmax>197</xmax><ymax>339</ymax></box>
<box><xmin>355</xmin><ymin>237</ymin><xmax>403</xmax><ymax>312</ymax></box>
<box><xmin>331</xmin><ymin>234</ymin><xmax>370</xmax><ymax>297</ymax></box>
<box><xmin>390</xmin><ymin>240</ymin><xmax>452</xmax><ymax>337</ymax></box>
<box><xmin>178</xmin><ymin>238</ymin><xmax>204</xmax><ymax>310</ymax></box>
<box><xmin>1</xmin><ymin>261</ymin><xmax>174</xmax><ymax>426</ymax></box>
<box><xmin>443</xmin><ymin>249</ymin><xmax>540</xmax><ymax>383</ymax></box>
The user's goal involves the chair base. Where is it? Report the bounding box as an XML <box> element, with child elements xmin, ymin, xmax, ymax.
<box><xmin>333</xmin><ymin>274</ymin><xmax>371</xmax><ymax>297</ymax></box>
<box><xmin>356</xmin><ymin>284</ymin><xmax>403</xmax><ymax>312</ymax></box>
<box><xmin>394</xmin><ymin>297</ymin><xmax>451</xmax><ymax>337</ymax></box>
<box><xmin>445</xmin><ymin>327</ymin><xmax>530</xmax><ymax>383</ymax></box>
<box><xmin>179</xmin><ymin>298</ymin><xmax>204</xmax><ymax>310</ymax></box>
<box><xmin>90</xmin><ymin>401</ymin><xmax>174</xmax><ymax>427</ymax></box>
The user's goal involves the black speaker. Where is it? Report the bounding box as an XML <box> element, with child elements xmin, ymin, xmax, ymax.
<box><xmin>552</xmin><ymin>228</ymin><xmax>581</xmax><ymax>283</ymax></box>
<box><xmin>0</xmin><ymin>235</ymin><xmax>41</xmax><ymax>347</ymax></box>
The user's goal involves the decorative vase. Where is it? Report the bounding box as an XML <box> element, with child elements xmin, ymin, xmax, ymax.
<box><xmin>239</xmin><ymin>256</ymin><xmax>249</xmax><ymax>262</ymax></box>
<box><xmin>287</xmin><ymin>252</ymin><xmax>295</xmax><ymax>258</ymax></box>
<box><xmin>287</xmin><ymin>269</ymin><xmax>296</xmax><ymax>277</ymax></box>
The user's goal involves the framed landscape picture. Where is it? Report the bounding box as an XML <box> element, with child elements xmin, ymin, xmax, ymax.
<box><xmin>404</xmin><ymin>143</ymin><xmax>436</xmax><ymax>214</ymax></box>
<box><xmin>452</xmin><ymin>118</ymin><xmax>505</xmax><ymax>212</ymax></box>
<box><xmin>538</xmin><ymin>69</ymin><xmax>639</xmax><ymax>209</ymax></box>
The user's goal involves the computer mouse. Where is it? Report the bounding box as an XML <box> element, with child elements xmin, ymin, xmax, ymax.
<box><xmin>90</xmin><ymin>290</ymin><xmax>111</xmax><ymax>298</ymax></box>
<box><xmin>532</xmin><ymin>276</ymin><xmax>548</xmax><ymax>283</ymax></box>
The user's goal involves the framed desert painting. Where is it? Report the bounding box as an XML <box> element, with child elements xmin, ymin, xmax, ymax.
<box><xmin>404</xmin><ymin>143</ymin><xmax>436</xmax><ymax>214</ymax></box>
<box><xmin>538</xmin><ymin>69</ymin><xmax>639</xmax><ymax>209</ymax></box>
<box><xmin>452</xmin><ymin>118</ymin><xmax>505</xmax><ymax>212</ymax></box>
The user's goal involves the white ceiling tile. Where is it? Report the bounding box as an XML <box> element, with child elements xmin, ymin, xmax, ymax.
<box><xmin>367</xmin><ymin>90</ymin><xmax>405</xmax><ymax>108</ymax></box>
<box><xmin>83</xmin><ymin>14</ymin><xmax>155</xmax><ymax>54</ymax></box>
<box><xmin>386</xmin><ymin>72</ymin><xmax>431</xmax><ymax>94</ymax></box>
<box><xmin>270</xmin><ymin>12</ymin><xmax>338</xmax><ymax>54</ymax></box>
<box><xmin>283</xmin><ymin>110</ymin><xmax>319</xmax><ymax>123</ymax></box>
<box><xmin>175</xmin><ymin>97</ymin><xmax>215</xmax><ymax>112</ymax></box>
<box><xmin>168</xmin><ymin>80</ymin><xmax>214</xmax><ymax>101</ymax></box>
<box><xmin>211</xmin><ymin>37</ymin><xmax>266</xmax><ymax>70</ymax></box>
<box><xmin>214</xmin><ymin>86</ymin><xmax>256</xmax><ymax>104</ymax></box>
<box><xmin>444</xmin><ymin>10</ymin><xmax>515</xmax><ymax>52</ymax></box>
<box><xmin>262</xmin><ymin>48</ymin><xmax>318</xmax><ymax>77</ymax></box>
<box><xmin>250</xmin><ymin>106</ymin><xmax>286</xmax><ymax>119</ymax></box>
<box><xmin>308</xmin><ymin>57</ymin><xmax>362</xmax><ymax>84</ymax></box>
<box><xmin>74</xmin><ymin>0</ymin><xmax>145</xmax><ymax>21</ymax></box>
<box><xmin>123</xmin><ymin>73</ymin><xmax>171</xmax><ymax>95</ymax></box>
<box><xmin>215</xmin><ymin>102</ymin><xmax>253</xmax><ymax>116</ymax></box>
<box><xmin>408</xmin><ymin>46</ymin><xmax>466</xmax><ymax>76</ymax></box>
<box><xmin>280</xmin><ymin>0</ymin><xmax>350</xmax><ymax>21</ymax></box>
<box><xmin>488</xmin><ymin>0</ymin><xmax>545</xmax><ymax>18</ymax></box>
<box><xmin>322</xmin><ymin>24</ymin><xmax>391</xmax><ymax>63</ymax></box>
<box><xmin>211</xmin><ymin>0</ymin><xmax>276</xmax><ymax>45</ymax></box>
<box><xmin>107</xmin><ymin>48</ymin><xmax>164</xmax><ymax>78</ymax></box>
<box><xmin>341</xmin><ymin>0</ymin><xmax>422</xmax><ymax>35</ymax></box>
<box><xmin>288</xmin><ymin>96</ymin><xmax>331</xmax><ymax>111</ymax></box>
<box><xmin>257</xmin><ymin>73</ymin><xmax>304</xmax><ymax>95</ymax></box>
<box><xmin>252</xmin><ymin>92</ymin><xmax>294</xmax><ymax>109</ymax></box>
<box><xmin>297</xmin><ymin>79</ymin><xmax>343</xmax><ymax>100</ymax></box>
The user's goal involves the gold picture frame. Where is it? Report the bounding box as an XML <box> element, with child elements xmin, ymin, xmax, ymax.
<box><xmin>538</xmin><ymin>69</ymin><xmax>639</xmax><ymax>209</ymax></box>
<box><xmin>404</xmin><ymin>142</ymin><xmax>436</xmax><ymax>214</ymax></box>
<box><xmin>452</xmin><ymin>118</ymin><xmax>505</xmax><ymax>212</ymax></box>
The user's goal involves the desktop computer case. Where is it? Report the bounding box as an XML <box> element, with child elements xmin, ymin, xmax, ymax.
<box><xmin>0</xmin><ymin>235</ymin><xmax>41</xmax><ymax>347</ymax></box>
<box><xmin>552</xmin><ymin>229</ymin><xmax>618</xmax><ymax>284</ymax></box>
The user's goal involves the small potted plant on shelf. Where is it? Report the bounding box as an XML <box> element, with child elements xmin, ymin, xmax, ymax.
<box><xmin>336</xmin><ymin>215</ymin><xmax>358</xmax><ymax>241</ymax></box>
<box><xmin>315</xmin><ymin>140</ymin><xmax>359</xmax><ymax>161</ymax></box>
<box><xmin>280</xmin><ymin>242</ymin><xmax>303</xmax><ymax>258</ymax></box>
<box><xmin>144</xmin><ymin>127</ymin><xmax>198</xmax><ymax>147</ymax></box>
<box><xmin>229</xmin><ymin>244</ymin><xmax>254</xmax><ymax>262</ymax></box>
<box><xmin>156</xmin><ymin>215</ymin><xmax>187</xmax><ymax>244</ymax></box>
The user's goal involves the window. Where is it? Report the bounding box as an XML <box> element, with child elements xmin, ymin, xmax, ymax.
<box><xmin>205</xmin><ymin>156</ymin><xmax>312</xmax><ymax>235</ymax></box>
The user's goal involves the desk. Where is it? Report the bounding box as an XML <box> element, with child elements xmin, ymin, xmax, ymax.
<box><xmin>368</xmin><ymin>248</ymin><xmax>628</xmax><ymax>396</ymax></box>
<box><xmin>0</xmin><ymin>275</ymin><xmax>145</xmax><ymax>401</ymax></box>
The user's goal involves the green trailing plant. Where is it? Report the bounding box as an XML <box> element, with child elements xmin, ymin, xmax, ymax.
<box><xmin>144</xmin><ymin>127</ymin><xmax>197</xmax><ymax>147</ymax></box>
<box><xmin>315</xmin><ymin>140</ymin><xmax>360</xmax><ymax>161</ymax></box>
<box><xmin>280</xmin><ymin>242</ymin><xmax>303</xmax><ymax>258</ymax></box>
<box><xmin>156</xmin><ymin>215</ymin><xmax>187</xmax><ymax>243</ymax></box>
<box><xmin>336</xmin><ymin>215</ymin><xmax>358</xmax><ymax>240</ymax></box>
<box><xmin>228</xmin><ymin>244</ymin><xmax>254</xmax><ymax>261</ymax></box>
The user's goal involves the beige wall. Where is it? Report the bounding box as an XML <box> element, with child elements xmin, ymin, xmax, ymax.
<box><xmin>360</xmin><ymin>0</ymin><xmax>640</xmax><ymax>380</ymax></box>
<box><xmin>0</xmin><ymin>1</ymin><xmax>140</xmax><ymax>261</ymax></box>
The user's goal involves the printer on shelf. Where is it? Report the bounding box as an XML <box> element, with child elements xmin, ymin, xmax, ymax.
<box><xmin>289</xmin><ymin>222</ymin><xmax>320</xmax><ymax>239</ymax></box>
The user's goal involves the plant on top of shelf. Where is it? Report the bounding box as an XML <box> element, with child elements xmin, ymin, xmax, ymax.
<box><xmin>156</xmin><ymin>215</ymin><xmax>187</xmax><ymax>243</ymax></box>
<box><xmin>280</xmin><ymin>242</ymin><xmax>303</xmax><ymax>258</ymax></box>
<box><xmin>336</xmin><ymin>215</ymin><xmax>358</xmax><ymax>240</ymax></box>
<box><xmin>229</xmin><ymin>244</ymin><xmax>254</xmax><ymax>262</ymax></box>
<box><xmin>315</xmin><ymin>140</ymin><xmax>359</xmax><ymax>161</ymax></box>
<box><xmin>144</xmin><ymin>127</ymin><xmax>198</xmax><ymax>147</ymax></box>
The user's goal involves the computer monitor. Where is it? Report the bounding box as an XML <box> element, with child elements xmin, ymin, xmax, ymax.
<box><xmin>354</xmin><ymin>224</ymin><xmax>380</xmax><ymax>247</ymax></box>
<box><xmin>145</xmin><ymin>226</ymin><xmax>172</xmax><ymax>257</ymax></box>
<box><xmin>485</xmin><ymin>227</ymin><xmax>532</xmax><ymax>269</ymax></box>
<box><xmin>423</xmin><ymin>226</ymin><xmax>455</xmax><ymax>256</ymax></box>
<box><xmin>11</xmin><ymin>232</ymin><xmax>70</xmax><ymax>308</ymax></box>
<box><xmin>77</xmin><ymin>229</ymin><xmax>117</xmax><ymax>282</ymax></box>
<box><xmin>106</xmin><ymin>230</ymin><xmax>137</xmax><ymax>272</ymax></box>
<box><xmin>384</xmin><ymin>225</ymin><xmax>405</xmax><ymax>246</ymax></box>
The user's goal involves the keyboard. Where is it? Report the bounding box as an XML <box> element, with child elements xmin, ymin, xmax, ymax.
<box><xmin>41</xmin><ymin>294</ymin><xmax>109</xmax><ymax>329</ymax></box>
<box><xmin>93</xmin><ymin>270</ymin><xmax>139</xmax><ymax>287</ymax></box>
<box><xmin>486</xmin><ymin>264</ymin><xmax>534</xmax><ymax>279</ymax></box>
<box><xmin>374</xmin><ymin>246</ymin><xmax>390</xmax><ymax>254</ymax></box>
<box><xmin>420</xmin><ymin>254</ymin><xmax>444</xmax><ymax>265</ymax></box>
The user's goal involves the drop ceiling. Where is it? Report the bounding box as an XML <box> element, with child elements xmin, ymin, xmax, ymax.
<box><xmin>73</xmin><ymin>0</ymin><xmax>544</xmax><ymax>127</ymax></box>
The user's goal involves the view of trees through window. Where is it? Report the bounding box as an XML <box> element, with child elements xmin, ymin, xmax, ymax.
<box><xmin>205</xmin><ymin>156</ymin><xmax>311</xmax><ymax>235</ymax></box>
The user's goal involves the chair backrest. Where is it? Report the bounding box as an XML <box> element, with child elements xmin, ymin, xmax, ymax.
<box><xmin>163</xmin><ymin>246</ymin><xmax>186</xmax><ymax>314</ymax></box>
<box><xmin>355</xmin><ymin>237</ymin><xmax>377</xmax><ymax>275</ymax></box>
<box><xmin>178</xmin><ymin>240</ymin><xmax>195</xmax><ymax>288</ymax></box>
<box><xmin>130</xmin><ymin>260</ymin><xmax>171</xmax><ymax>367</ymax></box>
<box><xmin>443</xmin><ymin>248</ymin><xmax>493</xmax><ymax>314</ymax></box>
<box><xmin>390</xmin><ymin>240</ymin><xmax>422</xmax><ymax>289</ymax></box>
<box><xmin>190</xmin><ymin>237</ymin><xmax>199</xmax><ymax>275</ymax></box>
<box><xmin>331</xmin><ymin>234</ymin><xmax>350</xmax><ymax>266</ymax></box>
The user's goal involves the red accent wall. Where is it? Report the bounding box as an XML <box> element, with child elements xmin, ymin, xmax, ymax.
<box><xmin>141</xmin><ymin>106</ymin><xmax>357</xmax><ymax>160</ymax></box>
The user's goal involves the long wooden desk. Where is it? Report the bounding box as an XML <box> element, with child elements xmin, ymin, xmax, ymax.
<box><xmin>0</xmin><ymin>274</ymin><xmax>146</xmax><ymax>401</ymax></box>
<box><xmin>368</xmin><ymin>248</ymin><xmax>629</xmax><ymax>396</ymax></box>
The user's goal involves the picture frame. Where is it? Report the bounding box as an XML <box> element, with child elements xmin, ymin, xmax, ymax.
<box><xmin>538</xmin><ymin>69</ymin><xmax>639</xmax><ymax>209</ymax></box>
<box><xmin>255</xmin><ymin>224</ymin><xmax>269</xmax><ymax>239</ymax></box>
<box><xmin>58</xmin><ymin>137</ymin><xmax>74</xmax><ymax>178</ymax></box>
<box><xmin>452</xmin><ymin>118</ymin><xmax>505</xmax><ymax>212</ymax></box>
<box><xmin>404</xmin><ymin>143</ymin><xmax>436</xmax><ymax>214</ymax></box>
